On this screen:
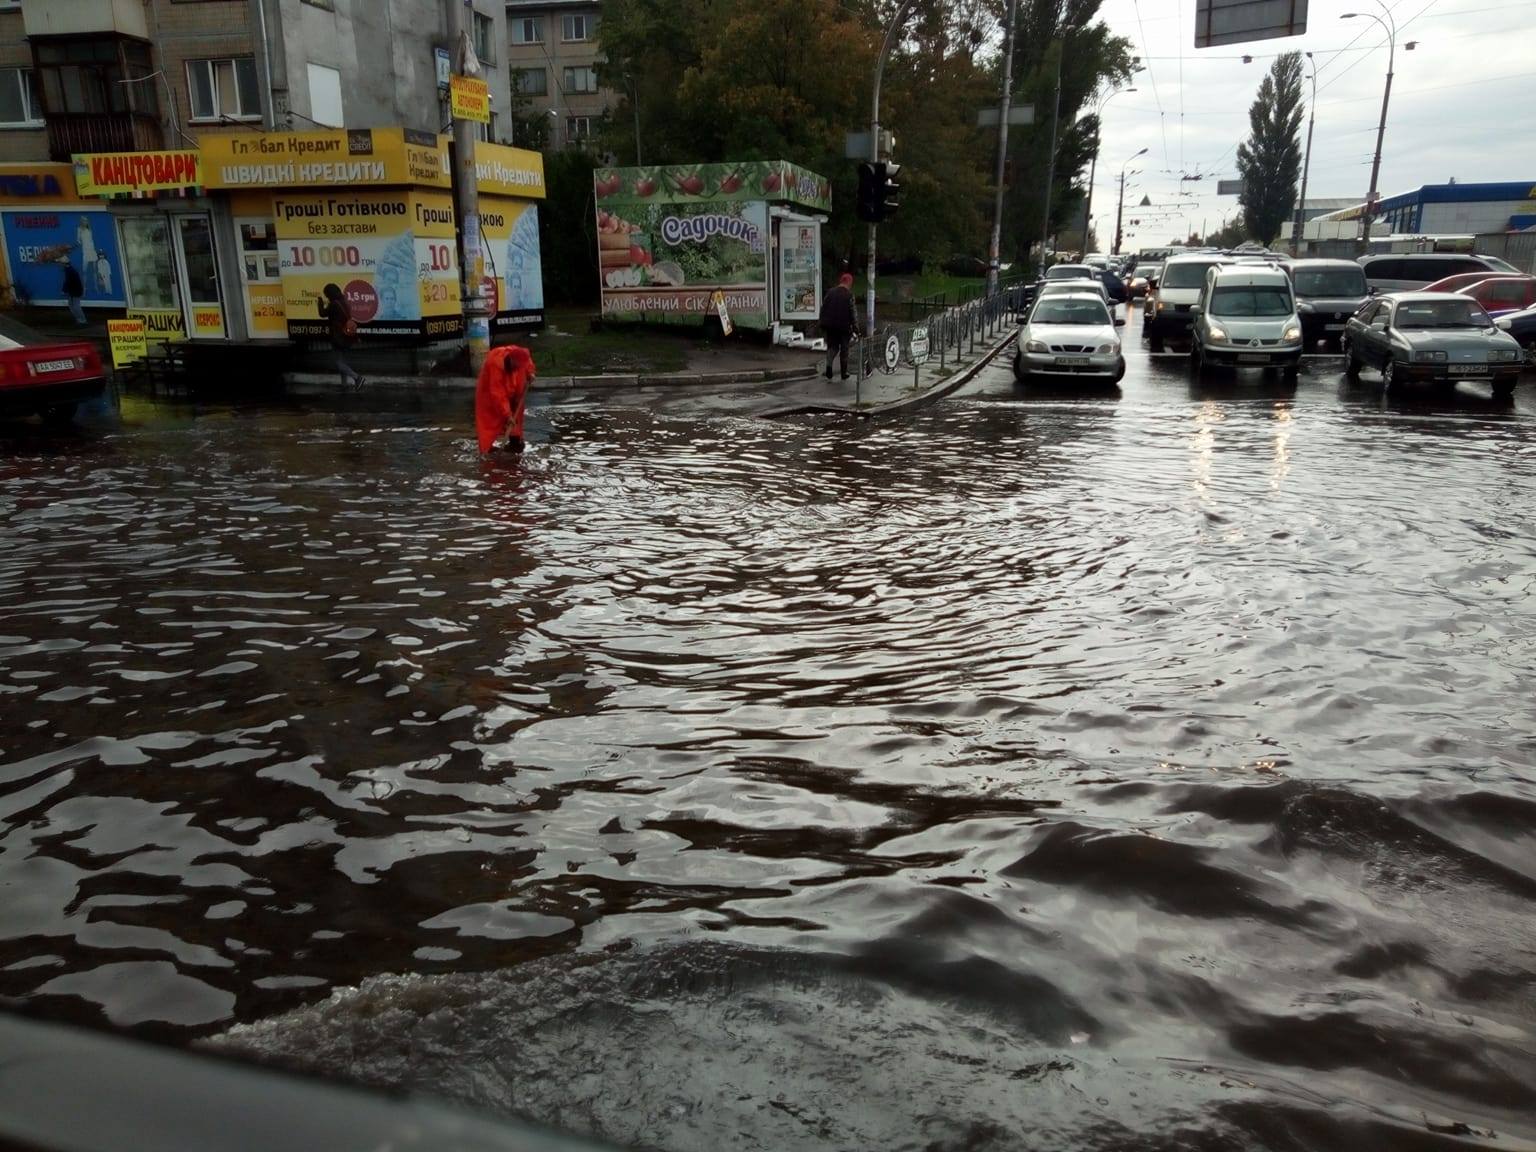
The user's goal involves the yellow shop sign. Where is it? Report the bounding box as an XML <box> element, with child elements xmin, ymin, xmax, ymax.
<box><xmin>474</xmin><ymin>141</ymin><xmax>545</xmax><ymax>199</ymax></box>
<box><xmin>200</xmin><ymin>128</ymin><xmax>450</xmax><ymax>191</ymax></box>
<box><xmin>74</xmin><ymin>151</ymin><xmax>202</xmax><ymax>196</ymax></box>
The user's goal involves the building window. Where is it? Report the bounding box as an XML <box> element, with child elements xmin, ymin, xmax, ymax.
<box><xmin>511</xmin><ymin>16</ymin><xmax>542</xmax><ymax>44</ymax></box>
<box><xmin>567</xmin><ymin>115</ymin><xmax>591</xmax><ymax>142</ymax></box>
<box><xmin>472</xmin><ymin>11</ymin><xmax>496</xmax><ymax>65</ymax></box>
<box><xmin>0</xmin><ymin>67</ymin><xmax>42</xmax><ymax>127</ymax></box>
<box><xmin>306</xmin><ymin>62</ymin><xmax>342</xmax><ymax>127</ymax></box>
<box><xmin>513</xmin><ymin>67</ymin><xmax>546</xmax><ymax>98</ymax></box>
<box><xmin>474</xmin><ymin>111</ymin><xmax>498</xmax><ymax>143</ymax></box>
<box><xmin>36</xmin><ymin>38</ymin><xmax>159</xmax><ymax>117</ymax></box>
<box><xmin>186</xmin><ymin>57</ymin><xmax>260</xmax><ymax>121</ymax></box>
<box><xmin>563</xmin><ymin>66</ymin><xmax>598</xmax><ymax>95</ymax></box>
<box><xmin>562</xmin><ymin>13</ymin><xmax>596</xmax><ymax>42</ymax></box>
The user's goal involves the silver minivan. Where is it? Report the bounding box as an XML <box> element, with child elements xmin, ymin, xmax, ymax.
<box><xmin>1144</xmin><ymin>253</ymin><xmax>1231</xmax><ymax>350</ymax></box>
<box><xmin>1189</xmin><ymin>265</ymin><xmax>1304</xmax><ymax>379</ymax></box>
<box><xmin>1358</xmin><ymin>252</ymin><xmax>1518</xmax><ymax>293</ymax></box>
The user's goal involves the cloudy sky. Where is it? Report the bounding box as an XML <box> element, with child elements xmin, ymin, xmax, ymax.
<box><xmin>1081</xmin><ymin>0</ymin><xmax>1536</xmax><ymax>245</ymax></box>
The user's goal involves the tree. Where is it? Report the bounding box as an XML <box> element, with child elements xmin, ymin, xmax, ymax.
<box><xmin>1235</xmin><ymin>51</ymin><xmax>1304</xmax><ymax>247</ymax></box>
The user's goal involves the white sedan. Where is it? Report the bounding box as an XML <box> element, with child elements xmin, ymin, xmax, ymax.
<box><xmin>1014</xmin><ymin>292</ymin><xmax>1126</xmax><ymax>384</ymax></box>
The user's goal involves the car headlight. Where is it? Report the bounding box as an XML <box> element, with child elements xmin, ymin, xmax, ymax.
<box><xmin>1282</xmin><ymin>324</ymin><xmax>1302</xmax><ymax>343</ymax></box>
<box><xmin>1489</xmin><ymin>349</ymin><xmax>1518</xmax><ymax>363</ymax></box>
<box><xmin>1206</xmin><ymin>325</ymin><xmax>1228</xmax><ymax>343</ymax></box>
<box><xmin>1412</xmin><ymin>350</ymin><xmax>1448</xmax><ymax>363</ymax></box>
<box><xmin>1025</xmin><ymin>339</ymin><xmax>1049</xmax><ymax>353</ymax></box>
<box><xmin>1096</xmin><ymin>343</ymin><xmax>1116</xmax><ymax>354</ymax></box>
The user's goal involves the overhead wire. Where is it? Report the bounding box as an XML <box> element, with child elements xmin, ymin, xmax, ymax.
<box><xmin>1128</xmin><ymin>0</ymin><xmax>1170</xmax><ymax>168</ymax></box>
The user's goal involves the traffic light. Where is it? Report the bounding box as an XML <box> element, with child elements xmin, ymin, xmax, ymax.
<box><xmin>878</xmin><ymin>161</ymin><xmax>900</xmax><ymax>219</ymax></box>
<box><xmin>855</xmin><ymin>161</ymin><xmax>902</xmax><ymax>223</ymax></box>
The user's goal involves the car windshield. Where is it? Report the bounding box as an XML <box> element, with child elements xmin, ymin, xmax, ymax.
<box><xmin>1045</xmin><ymin>265</ymin><xmax>1092</xmax><ymax>280</ymax></box>
<box><xmin>1294</xmin><ymin>269</ymin><xmax>1368</xmax><ymax>297</ymax></box>
<box><xmin>1161</xmin><ymin>261</ymin><xmax>1222</xmax><ymax>288</ymax></box>
<box><xmin>1043</xmin><ymin>281</ymin><xmax>1103</xmax><ymax>296</ymax></box>
<box><xmin>1393</xmin><ymin>300</ymin><xmax>1492</xmax><ymax>329</ymax></box>
<box><xmin>1211</xmin><ymin>286</ymin><xmax>1293</xmax><ymax>317</ymax></box>
<box><xmin>1031</xmin><ymin>299</ymin><xmax>1110</xmax><ymax>325</ymax></box>
<box><xmin>0</xmin><ymin>315</ymin><xmax>45</xmax><ymax>349</ymax></box>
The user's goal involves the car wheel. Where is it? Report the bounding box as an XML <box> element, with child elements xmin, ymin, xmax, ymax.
<box><xmin>1343</xmin><ymin>337</ymin><xmax>1361</xmax><ymax>379</ymax></box>
<box><xmin>1012</xmin><ymin>353</ymin><xmax>1028</xmax><ymax>385</ymax></box>
<box><xmin>1190</xmin><ymin>342</ymin><xmax>1204</xmax><ymax>376</ymax></box>
<box><xmin>1381</xmin><ymin>358</ymin><xmax>1397</xmax><ymax>390</ymax></box>
<box><xmin>42</xmin><ymin>402</ymin><xmax>77</xmax><ymax>425</ymax></box>
<box><xmin>1113</xmin><ymin>357</ymin><xmax>1126</xmax><ymax>384</ymax></box>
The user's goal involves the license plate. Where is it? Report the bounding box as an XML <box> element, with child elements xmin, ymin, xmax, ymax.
<box><xmin>1055</xmin><ymin>356</ymin><xmax>1090</xmax><ymax>366</ymax></box>
<box><xmin>1449</xmin><ymin>364</ymin><xmax>1490</xmax><ymax>376</ymax></box>
<box><xmin>1238</xmin><ymin>353</ymin><xmax>1269</xmax><ymax>363</ymax></box>
<box><xmin>32</xmin><ymin>358</ymin><xmax>75</xmax><ymax>373</ymax></box>
<box><xmin>1324</xmin><ymin>323</ymin><xmax>1345</xmax><ymax>331</ymax></box>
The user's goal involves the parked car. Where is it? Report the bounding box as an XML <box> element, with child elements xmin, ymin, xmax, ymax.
<box><xmin>0</xmin><ymin>315</ymin><xmax>108</xmax><ymax>423</ymax></box>
<box><xmin>1421</xmin><ymin>271</ymin><xmax>1508</xmax><ymax>294</ymax></box>
<box><xmin>1342</xmin><ymin>292</ymin><xmax>1522</xmax><ymax>397</ymax></box>
<box><xmin>1015</xmin><ymin>291</ymin><xmax>1126</xmax><ymax>385</ymax></box>
<box><xmin>1036</xmin><ymin>279</ymin><xmax>1110</xmax><ymax>308</ymax></box>
<box><xmin>1144</xmin><ymin>252</ymin><xmax>1231</xmax><ymax>350</ymax></box>
<box><xmin>1189</xmin><ymin>264</ymin><xmax>1303</xmax><ymax>379</ymax></box>
<box><xmin>1138</xmin><ymin>261</ymin><xmax>1164</xmax><ymax>289</ymax></box>
<box><xmin>1289</xmin><ymin>258</ymin><xmax>1372</xmax><ymax>349</ymax></box>
<box><xmin>1456</xmin><ymin>275</ymin><xmax>1536</xmax><ymax>318</ymax></box>
<box><xmin>1493</xmin><ymin>302</ymin><xmax>1536</xmax><ymax>367</ymax></box>
<box><xmin>1125</xmin><ymin>273</ymin><xmax>1150</xmax><ymax>299</ymax></box>
<box><xmin>1041</xmin><ymin>262</ymin><xmax>1126</xmax><ymax>307</ymax></box>
<box><xmin>1358</xmin><ymin>252</ymin><xmax>1519</xmax><ymax>293</ymax></box>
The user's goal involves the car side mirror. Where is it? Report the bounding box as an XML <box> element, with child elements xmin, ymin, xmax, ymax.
<box><xmin>1189</xmin><ymin>303</ymin><xmax>1203</xmax><ymax>316</ymax></box>
<box><xmin>1372</xmin><ymin>319</ymin><xmax>1388</xmax><ymax>331</ymax></box>
<box><xmin>1114</xmin><ymin>317</ymin><xmax>1125</xmax><ymax>327</ymax></box>
<box><xmin>1367</xmin><ymin>286</ymin><xmax>1378</xmax><ymax>295</ymax></box>
<box><xmin>1496</xmin><ymin>317</ymin><xmax>1512</xmax><ymax>331</ymax></box>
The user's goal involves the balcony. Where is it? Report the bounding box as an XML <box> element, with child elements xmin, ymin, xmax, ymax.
<box><xmin>46</xmin><ymin>112</ymin><xmax>162</xmax><ymax>161</ymax></box>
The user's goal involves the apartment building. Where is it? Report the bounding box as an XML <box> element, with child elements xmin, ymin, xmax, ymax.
<box><xmin>0</xmin><ymin>0</ymin><xmax>512</xmax><ymax>163</ymax></box>
<box><xmin>505</xmin><ymin>0</ymin><xmax>613</xmax><ymax>149</ymax></box>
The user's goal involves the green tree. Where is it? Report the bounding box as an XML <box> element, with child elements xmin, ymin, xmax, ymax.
<box><xmin>1235</xmin><ymin>51</ymin><xmax>1304</xmax><ymax>247</ymax></box>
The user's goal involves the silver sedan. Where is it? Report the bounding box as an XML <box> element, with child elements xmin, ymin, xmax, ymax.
<box><xmin>1342</xmin><ymin>292</ymin><xmax>1522</xmax><ymax>398</ymax></box>
<box><xmin>1014</xmin><ymin>292</ymin><xmax>1126</xmax><ymax>385</ymax></box>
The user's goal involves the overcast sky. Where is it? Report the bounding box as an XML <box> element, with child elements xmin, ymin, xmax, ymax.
<box><xmin>1082</xmin><ymin>0</ymin><xmax>1536</xmax><ymax>245</ymax></box>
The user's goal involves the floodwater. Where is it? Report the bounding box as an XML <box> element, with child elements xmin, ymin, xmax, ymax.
<box><xmin>3</xmin><ymin>349</ymin><xmax>1536</xmax><ymax>1151</ymax></box>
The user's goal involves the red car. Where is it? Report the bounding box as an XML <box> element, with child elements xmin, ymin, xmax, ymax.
<box><xmin>1422</xmin><ymin>271</ymin><xmax>1505</xmax><ymax>294</ymax></box>
<box><xmin>0</xmin><ymin>315</ymin><xmax>107</xmax><ymax>422</ymax></box>
<box><xmin>1456</xmin><ymin>275</ymin><xmax>1536</xmax><ymax>318</ymax></box>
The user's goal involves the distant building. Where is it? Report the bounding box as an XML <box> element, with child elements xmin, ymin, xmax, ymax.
<box><xmin>505</xmin><ymin>0</ymin><xmax>615</xmax><ymax>150</ymax></box>
<box><xmin>1314</xmin><ymin>181</ymin><xmax>1536</xmax><ymax>234</ymax></box>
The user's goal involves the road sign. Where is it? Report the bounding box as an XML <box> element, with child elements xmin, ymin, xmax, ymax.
<box><xmin>978</xmin><ymin>105</ymin><xmax>1035</xmax><ymax>128</ymax></box>
<box><xmin>1217</xmin><ymin>178</ymin><xmax>1245</xmax><ymax>196</ymax></box>
<box><xmin>1195</xmin><ymin>0</ymin><xmax>1307</xmax><ymax>48</ymax></box>
<box><xmin>883</xmin><ymin>333</ymin><xmax>902</xmax><ymax>372</ymax></box>
<box><xmin>908</xmin><ymin>327</ymin><xmax>930</xmax><ymax>365</ymax></box>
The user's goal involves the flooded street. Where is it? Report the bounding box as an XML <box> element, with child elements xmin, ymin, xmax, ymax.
<box><xmin>3</xmin><ymin>339</ymin><xmax>1536</xmax><ymax>1150</ymax></box>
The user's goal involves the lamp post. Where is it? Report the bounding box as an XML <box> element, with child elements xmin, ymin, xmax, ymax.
<box><xmin>1036</xmin><ymin>23</ymin><xmax>1085</xmax><ymax>277</ymax></box>
<box><xmin>1112</xmin><ymin>148</ymin><xmax>1147</xmax><ymax>254</ymax></box>
<box><xmin>1342</xmin><ymin>4</ymin><xmax>1415</xmax><ymax>252</ymax></box>
<box><xmin>986</xmin><ymin>0</ymin><xmax>1021</xmax><ymax>297</ymax></box>
<box><xmin>1290</xmin><ymin>52</ymin><xmax>1316</xmax><ymax>256</ymax></box>
<box><xmin>1080</xmin><ymin>85</ymin><xmax>1136</xmax><ymax>256</ymax></box>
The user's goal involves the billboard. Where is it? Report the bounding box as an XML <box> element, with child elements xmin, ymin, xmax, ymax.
<box><xmin>1</xmin><ymin>209</ymin><xmax>125</xmax><ymax>306</ymax></box>
<box><xmin>1195</xmin><ymin>0</ymin><xmax>1307</xmax><ymax>48</ymax></box>
<box><xmin>481</xmin><ymin>198</ymin><xmax>544</xmax><ymax>329</ymax></box>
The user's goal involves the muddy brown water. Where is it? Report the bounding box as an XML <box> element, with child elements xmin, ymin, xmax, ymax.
<box><xmin>2</xmin><ymin>364</ymin><xmax>1535</xmax><ymax>1150</ymax></box>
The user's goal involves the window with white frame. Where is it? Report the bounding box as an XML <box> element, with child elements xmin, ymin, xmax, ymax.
<box><xmin>0</xmin><ymin>67</ymin><xmax>41</xmax><ymax>127</ymax></box>
<box><xmin>511</xmin><ymin>16</ymin><xmax>542</xmax><ymax>44</ymax></box>
<box><xmin>474</xmin><ymin>111</ymin><xmax>498</xmax><ymax>143</ymax></box>
<box><xmin>472</xmin><ymin>11</ymin><xmax>496</xmax><ymax>64</ymax></box>
<box><xmin>563</xmin><ymin>66</ymin><xmax>597</xmax><ymax>94</ymax></box>
<box><xmin>561</xmin><ymin>13</ymin><xmax>596</xmax><ymax>42</ymax></box>
<box><xmin>513</xmin><ymin>67</ymin><xmax>546</xmax><ymax>97</ymax></box>
<box><xmin>566</xmin><ymin>115</ymin><xmax>591</xmax><ymax>141</ymax></box>
<box><xmin>186</xmin><ymin>57</ymin><xmax>261</xmax><ymax>121</ymax></box>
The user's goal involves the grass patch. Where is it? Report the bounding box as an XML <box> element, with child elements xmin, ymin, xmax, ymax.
<box><xmin>517</xmin><ymin>306</ymin><xmax>695</xmax><ymax>376</ymax></box>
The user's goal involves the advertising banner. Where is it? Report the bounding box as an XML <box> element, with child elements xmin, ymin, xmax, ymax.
<box><xmin>273</xmin><ymin>189</ymin><xmax>460</xmax><ymax>340</ymax></box>
<box><xmin>0</xmin><ymin>163</ymin><xmax>84</xmax><ymax>205</ymax></box>
<box><xmin>474</xmin><ymin>142</ymin><xmax>546</xmax><ymax>199</ymax></box>
<box><xmin>73</xmin><ymin>150</ymin><xmax>202</xmax><ymax>197</ymax></box>
<box><xmin>777</xmin><ymin>220</ymin><xmax>821</xmax><ymax>321</ymax></box>
<box><xmin>128</xmin><ymin>307</ymin><xmax>187</xmax><ymax>344</ymax></box>
<box><xmin>200</xmin><ymin>128</ymin><xmax>450</xmax><ymax>191</ymax></box>
<box><xmin>593</xmin><ymin>160</ymin><xmax>831</xmax><ymax>213</ymax></box>
<box><xmin>450</xmin><ymin>75</ymin><xmax>490</xmax><ymax>123</ymax></box>
<box><xmin>107</xmin><ymin>319</ymin><xmax>146</xmax><ymax>367</ymax></box>
<box><xmin>481</xmin><ymin>196</ymin><xmax>544</xmax><ymax>328</ymax></box>
<box><xmin>245</xmin><ymin>282</ymin><xmax>288</xmax><ymax>338</ymax></box>
<box><xmin>596</xmin><ymin>195</ymin><xmax>770</xmax><ymax>329</ymax></box>
<box><xmin>1</xmin><ymin>209</ymin><xmax>125</xmax><ymax>306</ymax></box>
<box><xmin>191</xmin><ymin>305</ymin><xmax>225</xmax><ymax>339</ymax></box>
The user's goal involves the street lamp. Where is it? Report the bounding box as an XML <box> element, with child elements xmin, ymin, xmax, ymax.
<box><xmin>1342</xmin><ymin>4</ymin><xmax>1416</xmax><ymax>250</ymax></box>
<box><xmin>1080</xmin><ymin>85</ymin><xmax>1137</xmax><ymax>256</ymax></box>
<box><xmin>1113</xmin><ymin>147</ymin><xmax>1148</xmax><ymax>255</ymax></box>
<box><xmin>1290</xmin><ymin>52</ymin><xmax>1317</xmax><ymax>256</ymax></box>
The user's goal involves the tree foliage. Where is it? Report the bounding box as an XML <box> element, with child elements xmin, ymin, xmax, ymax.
<box><xmin>1235</xmin><ymin>51</ymin><xmax>1304</xmax><ymax>247</ymax></box>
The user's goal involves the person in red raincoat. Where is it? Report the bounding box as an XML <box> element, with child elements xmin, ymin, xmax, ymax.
<box><xmin>475</xmin><ymin>344</ymin><xmax>534</xmax><ymax>454</ymax></box>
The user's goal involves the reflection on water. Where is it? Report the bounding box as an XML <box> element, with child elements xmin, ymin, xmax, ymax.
<box><xmin>3</xmin><ymin>382</ymin><xmax>1536</xmax><ymax>1151</ymax></box>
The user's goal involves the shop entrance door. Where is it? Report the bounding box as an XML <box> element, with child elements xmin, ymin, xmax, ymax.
<box><xmin>173</xmin><ymin>215</ymin><xmax>226</xmax><ymax>339</ymax></box>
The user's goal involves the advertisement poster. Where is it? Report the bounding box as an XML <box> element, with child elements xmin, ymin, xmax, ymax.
<box><xmin>201</xmin><ymin>128</ymin><xmax>449</xmax><ymax>191</ymax></box>
<box><xmin>73</xmin><ymin>150</ymin><xmax>202</xmax><ymax>197</ymax></box>
<box><xmin>450</xmin><ymin>76</ymin><xmax>490</xmax><ymax>123</ymax></box>
<box><xmin>596</xmin><ymin>197</ymin><xmax>770</xmax><ymax>329</ymax></box>
<box><xmin>128</xmin><ymin>307</ymin><xmax>187</xmax><ymax>344</ymax></box>
<box><xmin>1</xmin><ymin>209</ymin><xmax>125</xmax><ymax>306</ymax></box>
<box><xmin>592</xmin><ymin>161</ymin><xmax>831</xmax><ymax>212</ymax></box>
<box><xmin>481</xmin><ymin>198</ymin><xmax>544</xmax><ymax>328</ymax></box>
<box><xmin>107</xmin><ymin>319</ymin><xmax>146</xmax><ymax>368</ymax></box>
<box><xmin>273</xmin><ymin>189</ymin><xmax>460</xmax><ymax>340</ymax></box>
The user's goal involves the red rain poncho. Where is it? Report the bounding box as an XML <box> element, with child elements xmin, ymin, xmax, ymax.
<box><xmin>474</xmin><ymin>344</ymin><xmax>534</xmax><ymax>454</ymax></box>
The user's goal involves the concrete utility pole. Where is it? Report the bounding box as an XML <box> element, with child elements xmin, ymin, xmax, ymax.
<box><xmin>447</xmin><ymin>0</ymin><xmax>489</xmax><ymax>371</ymax></box>
<box><xmin>1291</xmin><ymin>53</ymin><xmax>1316</xmax><ymax>257</ymax></box>
<box><xmin>986</xmin><ymin>0</ymin><xmax>1020</xmax><ymax>297</ymax></box>
<box><xmin>1037</xmin><ymin>34</ymin><xmax>1067</xmax><ymax>278</ymax></box>
<box><xmin>1344</xmin><ymin>5</ymin><xmax>1401</xmax><ymax>254</ymax></box>
<box><xmin>1112</xmin><ymin>148</ymin><xmax>1146</xmax><ymax>254</ymax></box>
<box><xmin>865</xmin><ymin>0</ymin><xmax>916</xmax><ymax>338</ymax></box>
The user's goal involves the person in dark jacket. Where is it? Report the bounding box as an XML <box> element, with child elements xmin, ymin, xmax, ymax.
<box><xmin>317</xmin><ymin>283</ymin><xmax>362</xmax><ymax>389</ymax></box>
<box><xmin>62</xmin><ymin>261</ymin><xmax>86</xmax><ymax>326</ymax></box>
<box><xmin>819</xmin><ymin>272</ymin><xmax>856</xmax><ymax>380</ymax></box>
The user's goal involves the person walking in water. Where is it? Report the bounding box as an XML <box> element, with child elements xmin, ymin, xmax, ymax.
<box><xmin>819</xmin><ymin>271</ymin><xmax>856</xmax><ymax>380</ymax></box>
<box><xmin>61</xmin><ymin>260</ymin><xmax>87</xmax><ymax>327</ymax></box>
<box><xmin>317</xmin><ymin>283</ymin><xmax>362</xmax><ymax>389</ymax></box>
<box><xmin>475</xmin><ymin>344</ymin><xmax>534</xmax><ymax>455</ymax></box>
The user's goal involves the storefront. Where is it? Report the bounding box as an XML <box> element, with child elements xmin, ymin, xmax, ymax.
<box><xmin>0</xmin><ymin>162</ymin><xmax>128</xmax><ymax>311</ymax></box>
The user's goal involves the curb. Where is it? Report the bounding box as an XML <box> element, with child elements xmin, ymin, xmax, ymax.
<box><xmin>283</xmin><ymin>365</ymin><xmax>820</xmax><ymax>393</ymax></box>
<box><xmin>758</xmin><ymin>327</ymin><xmax>1019</xmax><ymax>420</ymax></box>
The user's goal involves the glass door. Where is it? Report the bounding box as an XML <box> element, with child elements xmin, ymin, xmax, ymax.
<box><xmin>173</xmin><ymin>214</ymin><xmax>226</xmax><ymax>339</ymax></box>
<box><xmin>116</xmin><ymin>215</ymin><xmax>187</xmax><ymax>345</ymax></box>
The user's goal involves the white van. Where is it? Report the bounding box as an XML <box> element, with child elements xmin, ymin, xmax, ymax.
<box><xmin>1143</xmin><ymin>252</ymin><xmax>1231</xmax><ymax>351</ymax></box>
